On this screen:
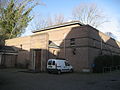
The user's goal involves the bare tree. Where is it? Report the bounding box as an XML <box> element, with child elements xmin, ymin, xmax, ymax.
<box><xmin>46</xmin><ymin>14</ymin><xmax>65</xmax><ymax>26</ymax></box>
<box><xmin>46</xmin><ymin>14</ymin><xmax>65</xmax><ymax>27</ymax></box>
<box><xmin>31</xmin><ymin>14</ymin><xmax>48</xmax><ymax>30</ymax></box>
<box><xmin>72</xmin><ymin>3</ymin><xmax>108</xmax><ymax>28</ymax></box>
<box><xmin>105</xmin><ymin>32</ymin><xmax>116</xmax><ymax>39</ymax></box>
<box><xmin>32</xmin><ymin>13</ymin><xmax>66</xmax><ymax>31</ymax></box>
<box><xmin>54</xmin><ymin>14</ymin><xmax>65</xmax><ymax>24</ymax></box>
<box><xmin>47</xmin><ymin>15</ymin><xmax>53</xmax><ymax>27</ymax></box>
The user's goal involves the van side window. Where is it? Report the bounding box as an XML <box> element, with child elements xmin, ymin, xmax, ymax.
<box><xmin>52</xmin><ymin>61</ymin><xmax>55</xmax><ymax>65</ymax></box>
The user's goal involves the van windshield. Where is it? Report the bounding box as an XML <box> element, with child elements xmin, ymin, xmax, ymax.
<box><xmin>53</xmin><ymin>61</ymin><xmax>55</xmax><ymax>65</ymax></box>
<box><xmin>48</xmin><ymin>61</ymin><xmax>52</xmax><ymax>65</ymax></box>
<box><xmin>48</xmin><ymin>61</ymin><xmax>55</xmax><ymax>65</ymax></box>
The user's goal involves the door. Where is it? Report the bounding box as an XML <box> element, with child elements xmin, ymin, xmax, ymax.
<box><xmin>35</xmin><ymin>50</ymin><xmax>41</xmax><ymax>71</ymax></box>
<box><xmin>1</xmin><ymin>54</ymin><xmax>17</xmax><ymax>67</ymax></box>
<box><xmin>30</xmin><ymin>49</ymin><xmax>41</xmax><ymax>71</ymax></box>
<box><xmin>64</xmin><ymin>61</ymin><xmax>71</xmax><ymax>72</ymax></box>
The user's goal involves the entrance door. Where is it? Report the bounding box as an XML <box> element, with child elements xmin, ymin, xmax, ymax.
<box><xmin>35</xmin><ymin>50</ymin><xmax>41</xmax><ymax>71</ymax></box>
<box><xmin>30</xmin><ymin>49</ymin><xmax>41</xmax><ymax>71</ymax></box>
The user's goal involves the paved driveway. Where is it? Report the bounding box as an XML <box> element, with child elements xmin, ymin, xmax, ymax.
<box><xmin>0</xmin><ymin>69</ymin><xmax>120</xmax><ymax>90</ymax></box>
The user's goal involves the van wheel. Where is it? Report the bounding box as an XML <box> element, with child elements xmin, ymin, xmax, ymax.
<box><xmin>48</xmin><ymin>71</ymin><xmax>51</xmax><ymax>74</ymax></box>
<box><xmin>57</xmin><ymin>70</ymin><xmax>61</xmax><ymax>74</ymax></box>
<box><xmin>70</xmin><ymin>69</ymin><xmax>73</xmax><ymax>72</ymax></box>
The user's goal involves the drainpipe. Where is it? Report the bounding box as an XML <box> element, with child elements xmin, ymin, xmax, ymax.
<box><xmin>64</xmin><ymin>33</ymin><xmax>67</xmax><ymax>59</ymax></box>
<box><xmin>33</xmin><ymin>50</ymin><xmax>36</xmax><ymax>71</ymax></box>
<box><xmin>100</xmin><ymin>38</ymin><xmax>103</xmax><ymax>55</ymax></box>
<box><xmin>41</xmin><ymin>50</ymin><xmax>43</xmax><ymax>72</ymax></box>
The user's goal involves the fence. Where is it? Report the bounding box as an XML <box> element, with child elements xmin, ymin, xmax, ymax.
<box><xmin>103</xmin><ymin>65</ymin><xmax>120</xmax><ymax>73</ymax></box>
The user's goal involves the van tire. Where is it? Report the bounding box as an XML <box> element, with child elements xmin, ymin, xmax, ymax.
<box><xmin>57</xmin><ymin>70</ymin><xmax>61</xmax><ymax>74</ymax></box>
<box><xmin>48</xmin><ymin>71</ymin><xmax>51</xmax><ymax>74</ymax></box>
<box><xmin>70</xmin><ymin>69</ymin><xmax>73</xmax><ymax>72</ymax></box>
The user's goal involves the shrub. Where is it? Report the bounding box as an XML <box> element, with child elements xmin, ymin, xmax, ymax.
<box><xmin>93</xmin><ymin>55</ymin><xmax>120</xmax><ymax>73</ymax></box>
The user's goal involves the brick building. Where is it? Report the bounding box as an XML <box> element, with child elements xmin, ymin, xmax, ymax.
<box><xmin>5</xmin><ymin>21</ymin><xmax>120</xmax><ymax>72</ymax></box>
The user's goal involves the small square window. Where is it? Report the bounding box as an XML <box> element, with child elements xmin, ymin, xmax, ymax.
<box><xmin>70</xmin><ymin>38</ymin><xmax>75</xmax><ymax>41</ymax></box>
<box><xmin>49</xmin><ymin>40</ymin><xmax>52</xmax><ymax>45</ymax></box>
<box><xmin>70</xmin><ymin>38</ymin><xmax>75</xmax><ymax>46</ymax></box>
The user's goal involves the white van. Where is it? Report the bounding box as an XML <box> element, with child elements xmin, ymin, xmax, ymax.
<box><xmin>47</xmin><ymin>59</ymin><xmax>73</xmax><ymax>74</ymax></box>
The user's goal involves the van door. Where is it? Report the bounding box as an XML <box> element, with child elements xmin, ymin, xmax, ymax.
<box><xmin>64</xmin><ymin>61</ymin><xmax>71</xmax><ymax>72</ymax></box>
<box><xmin>47</xmin><ymin>60</ymin><xmax>56</xmax><ymax>69</ymax></box>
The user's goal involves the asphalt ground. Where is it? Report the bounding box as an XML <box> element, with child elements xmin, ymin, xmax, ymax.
<box><xmin>0</xmin><ymin>69</ymin><xmax>120</xmax><ymax>90</ymax></box>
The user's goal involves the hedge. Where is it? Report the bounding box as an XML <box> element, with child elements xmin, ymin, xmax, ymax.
<box><xmin>93</xmin><ymin>55</ymin><xmax>120</xmax><ymax>73</ymax></box>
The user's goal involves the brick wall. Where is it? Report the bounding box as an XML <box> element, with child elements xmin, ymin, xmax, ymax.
<box><xmin>86</xmin><ymin>25</ymin><xmax>120</xmax><ymax>70</ymax></box>
<box><xmin>5</xmin><ymin>24</ymin><xmax>120</xmax><ymax>72</ymax></box>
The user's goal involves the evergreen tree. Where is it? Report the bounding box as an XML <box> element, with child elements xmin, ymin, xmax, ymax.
<box><xmin>0</xmin><ymin>0</ymin><xmax>38</xmax><ymax>45</ymax></box>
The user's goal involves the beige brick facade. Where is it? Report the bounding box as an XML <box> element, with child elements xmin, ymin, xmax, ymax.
<box><xmin>5</xmin><ymin>21</ymin><xmax>120</xmax><ymax>72</ymax></box>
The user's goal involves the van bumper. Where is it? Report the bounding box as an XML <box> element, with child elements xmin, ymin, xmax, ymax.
<box><xmin>47</xmin><ymin>69</ymin><xmax>58</xmax><ymax>73</ymax></box>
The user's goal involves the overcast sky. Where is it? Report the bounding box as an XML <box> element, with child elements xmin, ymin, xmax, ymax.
<box><xmin>23</xmin><ymin>0</ymin><xmax>120</xmax><ymax>41</ymax></box>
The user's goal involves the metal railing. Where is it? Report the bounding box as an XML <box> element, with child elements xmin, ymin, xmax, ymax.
<box><xmin>103</xmin><ymin>65</ymin><xmax>120</xmax><ymax>73</ymax></box>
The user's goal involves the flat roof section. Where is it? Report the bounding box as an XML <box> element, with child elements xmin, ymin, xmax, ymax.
<box><xmin>32</xmin><ymin>21</ymin><xmax>84</xmax><ymax>33</ymax></box>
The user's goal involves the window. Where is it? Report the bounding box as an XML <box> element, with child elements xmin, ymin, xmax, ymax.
<box><xmin>48</xmin><ymin>61</ymin><xmax>52</xmax><ymax>65</ymax></box>
<box><xmin>65</xmin><ymin>62</ymin><xmax>70</xmax><ymax>66</ymax></box>
<box><xmin>72</xmin><ymin>48</ymin><xmax>76</xmax><ymax>55</ymax></box>
<box><xmin>48</xmin><ymin>61</ymin><xmax>55</xmax><ymax>65</ymax></box>
<box><xmin>70</xmin><ymin>38</ymin><xmax>75</xmax><ymax>46</ymax></box>
<box><xmin>52</xmin><ymin>61</ymin><xmax>55</xmax><ymax>65</ymax></box>
<box><xmin>53</xmin><ymin>50</ymin><xmax>56</xmax><ymax>55</ymax></box>
<box><xmin>49</xmin><ymin>40</ymin><xmax>52</xmax><ymax>45</ymax></box>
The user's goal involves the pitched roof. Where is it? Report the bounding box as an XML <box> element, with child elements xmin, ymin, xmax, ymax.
<box><xmin>48</xmin><ymin>40</ymin><xmax>60</xmax><ymax>48</ymax></box>
<box><xmin>32</xmin><ymin>21</ymin><xmax>84</xmax><ymax>33</ymax></box>
<box><xmin>0</xmin><ymin>46</ymin><xmax>17</xmax><ymax>53</ymax></box>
